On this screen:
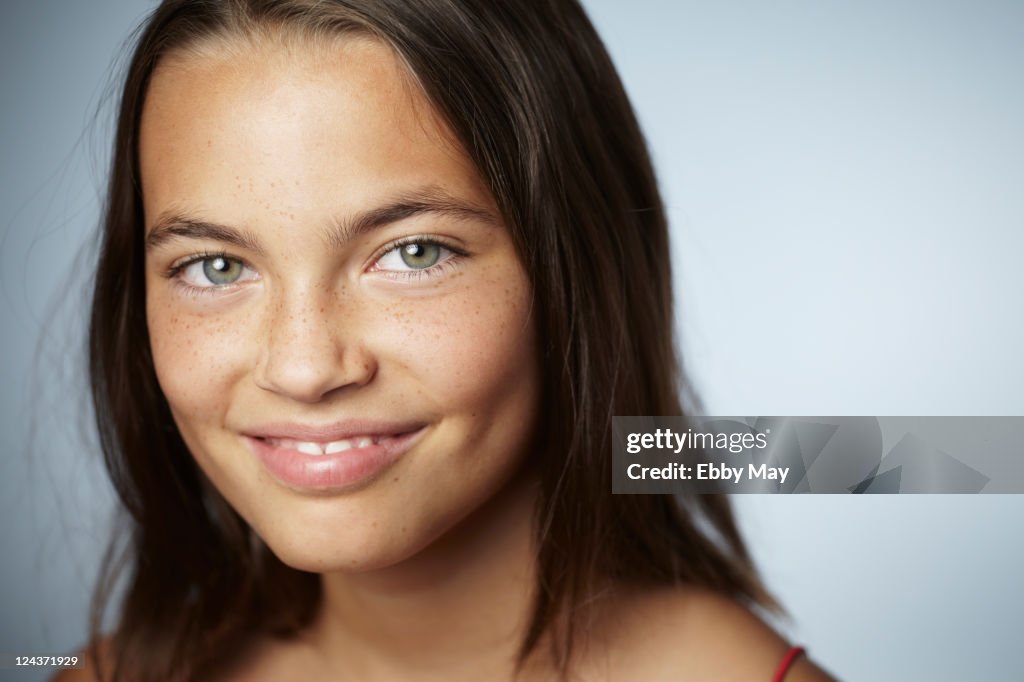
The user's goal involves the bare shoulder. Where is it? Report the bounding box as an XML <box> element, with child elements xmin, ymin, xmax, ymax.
<box><xmin>583</xmin><ymin>586</ymin><xmax>836</xmax><ymax>681</ymax></box>
<box><xmin>49</xmin><ymin>634</ymin><xmax>312</xmax><ymax>682</ymax></box>
<box><xmin>49</xmin><ymin>638</ymin><xmax>113</xmax><ymax>682</ymax></box>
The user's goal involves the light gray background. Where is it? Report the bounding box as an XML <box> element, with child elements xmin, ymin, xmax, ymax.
<box><xmin>2</xmin><ymin>1</ymin><xmax>1022</xmax><ymax>680</ymax></box>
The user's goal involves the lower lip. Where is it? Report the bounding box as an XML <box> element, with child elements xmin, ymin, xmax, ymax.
<box><xmin>244</xmin><ymin>427</ymin><xmax>426</xmax><ymax>493</ymax></box>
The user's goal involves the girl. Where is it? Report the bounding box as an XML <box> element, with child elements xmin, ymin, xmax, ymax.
<box><xmin>72</xmin><ymin>1</ymin><xmax>833</xmax><ymax>680</ymax></box>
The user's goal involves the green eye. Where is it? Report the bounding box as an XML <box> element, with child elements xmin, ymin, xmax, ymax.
<box><xmin>398</xmin><ymin>243</ymin><xmax>441</xmax><ymax>269</ymax></box>
<box><xmin>372</xmin><ymin>239</ymin><xmax>457</xmax><ymax>278</ymax></box>
<box><xmin>173</xmin><ymin>254</ymin><xmax>257</xmax><ymax>292</ymax></box>
<box><xmin>202</xmin><ymin>256</ymin><xmax>244</xmax><ymax>284</ymax></box>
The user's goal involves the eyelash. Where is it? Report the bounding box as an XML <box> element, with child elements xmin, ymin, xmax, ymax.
<box><xmin>164</xmin><ymin>236</ymin><xmax>466</xmax><ymax>297</ymax></box>
<box><xmin>165</xmin><ymin>250</ymin><xmax>247</xmax><ymax>298</ymax></box>
<box><xmin>368</xmin><ymin>236</ymin><xmax>466</xmax><ymax>282</ymax></box>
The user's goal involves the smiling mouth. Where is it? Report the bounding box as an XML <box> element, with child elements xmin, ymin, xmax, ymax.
<box><xmin>259</xmin><ymin>435</ymin><xmax>381</xmax><ymax>455</ymax></box>
<box><xmin>253</xmin><ymin>426</ymin><xmax>427</xmax><ymax>456</ymax></box>
<box><xmin>246</xmin><ymin>426</ymin><xmax>428</xmax><ymax>492</ymax></box>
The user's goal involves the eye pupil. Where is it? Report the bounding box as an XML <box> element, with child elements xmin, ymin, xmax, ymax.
<box><xmin>203</xmin><ymin>256</ymin><xmax>243</xmax><ymax>284</ymax></box>
<box><xmin>399</xmin><ymin>242</ymin><xmax>440</xmax><ymax>269</ymax></box>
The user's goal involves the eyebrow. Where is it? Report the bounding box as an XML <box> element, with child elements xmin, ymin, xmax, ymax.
<box><xmin>145</xmin><ymin>216</ymin><xmax>265</xmax><ymax>254</ymax></box>
<box><xmin>145</xmin><ymin>187</ymin><xmax>500</xmax><ymax>254</ymax></box>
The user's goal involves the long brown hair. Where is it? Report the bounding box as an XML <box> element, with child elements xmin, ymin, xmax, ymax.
<box><xmin>89</xmin><ymin>1</ymin><xmax>777</xmax><ymax>679</ymax></box>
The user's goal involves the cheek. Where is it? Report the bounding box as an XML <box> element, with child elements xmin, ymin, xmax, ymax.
<box><xmin>146</xmin><ymin>290</ymin><xmax>254</xmax><ymax>424</ymax></box>
<box><xmin>377</xmin><ymin>266</ymin><xmax>537</xmax><ymax>416</ymax></box>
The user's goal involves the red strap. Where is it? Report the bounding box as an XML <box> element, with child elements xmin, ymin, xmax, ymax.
<box><xmin>771</xmin><ymin>645</ymin><xmax>806</xmax><ymax>682</ymax></box>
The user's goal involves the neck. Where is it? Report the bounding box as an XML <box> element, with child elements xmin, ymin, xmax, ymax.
<box><xmin>307</xmin><ymin>471</ymin><xmax>542</xmax><ymax>681</ymax></box>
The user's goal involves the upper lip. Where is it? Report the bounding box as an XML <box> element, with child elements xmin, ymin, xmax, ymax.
<box><xmin>242</xmin><ymin>419</ymin><xmax>427</xmax><ymax>443</ymax></box>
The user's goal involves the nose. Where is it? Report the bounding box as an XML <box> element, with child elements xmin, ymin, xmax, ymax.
<box><xmin>253</xmin><ymin>287</ymin><xmax>376</xmax><ymax>403</ymax></box>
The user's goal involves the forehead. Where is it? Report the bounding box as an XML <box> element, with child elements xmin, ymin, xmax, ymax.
<box><xmin>139</xmin><ymin>36</ymin><xmax>486</xmax><ymax>229</ymax></box>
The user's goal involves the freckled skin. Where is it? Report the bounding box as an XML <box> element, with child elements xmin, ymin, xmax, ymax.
<box><xmin>140</xmin><ymin>38</ymin><xmax>540</xmax><ymax>573</ymax></box>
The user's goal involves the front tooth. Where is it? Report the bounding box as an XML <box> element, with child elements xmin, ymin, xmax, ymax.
<box><xmin>296</xmin><ymin>441</ymin><xmax>324</xmax><ymax>456</ymax></box>
<box><xmin>325</xmin><ymin>439</ymin><xmax>355</xmax><ymax>454</ymax></box>
<box><xmin>356</xmin><ymin>437</ymin><xmax>374</xmax><ymax>448</ymax></box>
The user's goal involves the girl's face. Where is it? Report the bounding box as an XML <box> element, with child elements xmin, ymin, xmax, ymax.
<box><xmin>140</xmin><ymin>37</ymin><xmax>539</xmax><ymax>571</ymax></box>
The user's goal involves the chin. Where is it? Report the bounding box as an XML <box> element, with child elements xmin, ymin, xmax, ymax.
<box><xmin>250</xmin><ymin>507</ymin><xmax>447</xmax><ymax>575</ymax></box>
<box><xmin>261</xmin><ymin>531</ymin><xmax>412</xmax><ymax>574</ymax></box>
